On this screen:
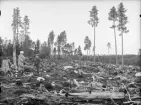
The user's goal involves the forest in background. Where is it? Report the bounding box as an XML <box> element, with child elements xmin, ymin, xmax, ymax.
<box><xmin>0</xmin><ymin>35</ymin><xmax>140</xmax><ymax>66</ymax></box>
<box><xmin>0</xmin><ymin>2</ymin><xmax>140</xmax><ymax>67</ymax></box>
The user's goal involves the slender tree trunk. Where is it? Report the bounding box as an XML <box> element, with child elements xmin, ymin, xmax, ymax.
<box><xmin>87</xmin><ymin>50</ymin><xmax>88</xmax><ymax>61</ymax></box>
<box><xmin>58</xmin><ymin>45</ymin><xmax>60</xmax><ymax>59</ymax></box>
<box><xmin>16</xmin><ymin>9</ymin><xmax>19</xmax><ymax>67</ymax></box>
<box><xmin>121</xmin><ymin>33</ymin><xmax>124</xmax><ymax>67</ymax></box>
<box><xmin>13</xmin><ymin>27</ymin><xmax>18</xmax><ymax>73</ymax></box>
<box><xmin>108</xmin><ymin>47</ymin><xmax>110</xmax><ymax>64</ymax></box>
<box><xmin>89</xmin><ymin>50</ymin><xmax>90</xmax><ymax>61</ymax></box>
<box><xmin>23</xmin><ymin>24</ymin><xmax>26</xmax><ymax>53</ymax></box>
<box><xmin>21</xmin><ymin>42</ymin><xmax>23</xmax><ymax>51</ymax></box>
<box><xmin>94</xmin><ymin>26</ymin><xmax>96</xmax><ymax>64</ymax></box>
<box><xmin>52</xmin><ymin>44</ymin><xmax>53</xmax><ymax>57</ymax></box>
<box><xmin>50</xmin><ymin>44</ymin><xmax>52</xmax><ymax>57</ymax></box>
<box><xmin>113</xmin><ymin>21</ymin><xmax>118</xmax><ymax>65</ymax></box>
<box><xmin>108</xmin><ymin>47</ymin><xmax>109</xmax><ymax>63</ymax></box>
<box><xmin>16</xmin><ymin>10</ymin><xmax>19</xmax><ymax>55</ymax></box>
<box><xmin>79</xmin><ymin>55</ymin><xmax>81</xmax><ymax>67</ymax></box>
<box><xmin>16</xmin><ymin>15</ymin><xmax>20</xmax><ymax>64</ymax></box>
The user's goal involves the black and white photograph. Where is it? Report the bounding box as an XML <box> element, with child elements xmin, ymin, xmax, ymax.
<box><xmin>0</xmin><ymin>0</ymin><xmax>141</xmax><ymax>105</ymax></box>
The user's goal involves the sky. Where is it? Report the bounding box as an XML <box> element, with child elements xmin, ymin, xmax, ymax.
<box><xmin>0</xmin><ymin>0</ymin><xmax>140</xmax><ymax>55</ymax></box>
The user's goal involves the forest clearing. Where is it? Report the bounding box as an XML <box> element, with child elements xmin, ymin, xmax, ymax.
<box><xmin>0</xmin><ymin>0</ymin><xmax>141</xmax><ymax>105</ymax></box>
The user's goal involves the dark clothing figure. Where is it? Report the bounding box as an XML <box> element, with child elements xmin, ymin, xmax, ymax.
<box><xmin>34</xmin><ymin>55</ymin><xmax>40</xmax><ymax>74</ymax></box>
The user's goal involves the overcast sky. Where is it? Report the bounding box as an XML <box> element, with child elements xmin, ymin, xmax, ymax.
<box><xmin>0</xmin><ymin>0</ymin><xmax>140</xmax><ymax>55</ymax></box>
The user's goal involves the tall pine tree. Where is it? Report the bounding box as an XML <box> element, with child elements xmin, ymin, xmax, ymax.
<box><xmin>88</xmin><ymin>6</ymin><xmax>99</xmax><ymax>64</ymax></box>
<box><xmin>117</xmin><ymin>3</ymin><xmax>129</xmax><ymax>67</ymax></box>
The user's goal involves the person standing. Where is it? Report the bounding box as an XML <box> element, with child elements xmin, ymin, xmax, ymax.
<box><xmin>18</xmin><ymin>51</ymin><xmax>26</xmax><ymax>76</ymax></box>
<box><xmin>34</xmin><ymin>54</ymin><xmax>40</xmax><ymax>75</ymax></box>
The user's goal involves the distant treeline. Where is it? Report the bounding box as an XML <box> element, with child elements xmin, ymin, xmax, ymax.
<box><xmin>66</xmin><ymin>54</ymin><xmax>140</xmax><ymax>66</ymax></box>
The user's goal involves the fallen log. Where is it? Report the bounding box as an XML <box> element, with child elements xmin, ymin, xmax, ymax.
<box><xmin>123</xmin><ymin>100</ymin><xmax>141</xmax><ymax>104</ymax></box>
<box><xmin>69</xmin><ymin>91</ymin><xmax>125</xmax><ymax>99</ymax></box>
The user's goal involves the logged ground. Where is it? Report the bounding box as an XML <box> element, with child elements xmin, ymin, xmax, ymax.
<box><xmin>0</xmin><ymin>58</ymin><xmax>141</xmax><ymax>105</ymax></box>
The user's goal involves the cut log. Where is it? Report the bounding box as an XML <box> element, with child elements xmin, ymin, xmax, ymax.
<box><xmin>69</xmin><ymin>91</ymin><xmax>125</xmax><ymax>99</ymax></box>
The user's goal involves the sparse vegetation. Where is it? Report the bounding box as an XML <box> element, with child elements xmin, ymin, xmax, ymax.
<box><xmin>0</xmin><ymin>2</ymin><xmax>140</xmax><ymax>105</ymax></box>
